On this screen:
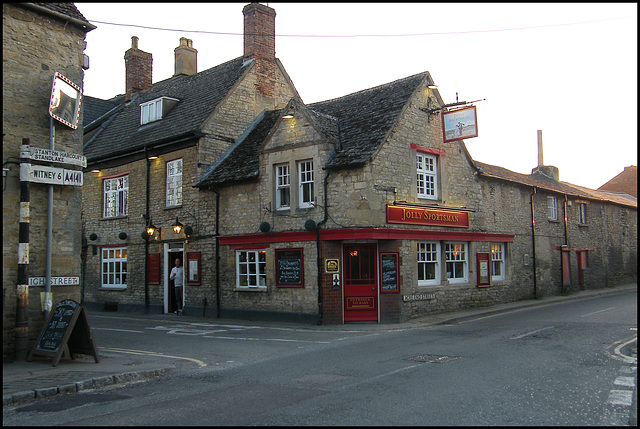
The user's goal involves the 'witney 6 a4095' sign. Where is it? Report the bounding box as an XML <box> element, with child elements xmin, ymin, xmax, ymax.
<box><xmin>386</xmin><ymin>204</ymin><xmax>469</xmax><ymax>228</ymax></box>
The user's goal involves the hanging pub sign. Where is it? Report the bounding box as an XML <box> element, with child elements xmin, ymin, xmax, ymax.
<box><xmin>49</xmin><ymin>72</ymin><xmax>83</xmax><ymax>129</ymax></box>
<box><xmin>442</xmin><ymin>106</ymin><xmax>478</xmax><ymax>143</ymax></box>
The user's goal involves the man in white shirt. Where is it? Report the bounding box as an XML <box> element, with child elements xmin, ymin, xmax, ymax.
<box><xmin>169</xmin><ymin>258</ymin><xmax>184</xmax><ymax>315</ymax></box>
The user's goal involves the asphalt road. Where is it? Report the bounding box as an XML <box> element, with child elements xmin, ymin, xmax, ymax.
<box><xmin>4</xmin><ymin>290</ymin><xmax>637</xmax><ymax>425</ymax></box>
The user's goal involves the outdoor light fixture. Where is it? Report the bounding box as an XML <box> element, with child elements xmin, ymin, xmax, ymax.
<box><xmin>282</xmin><ymin>114</ymin><xmax>294</xmax><ymax>119</ymax></box>
<box><xmin>172</xmin><ymin>217</ymin><xmax>183</xmax><ymax>234</ymax></box>
<box><xmin>90</xmin><ymin>169</ymin><xmax>100</xmax><ymax>173</ymax></box>
<box><xmin>148</xmin><ymin>155</ymin><xmax>158</xmax><ymax>160</ymax></box>
<box><xmin>146</xmin><ymin>221</ymin><xmax>157</xmax><ymax>236</ymax></box>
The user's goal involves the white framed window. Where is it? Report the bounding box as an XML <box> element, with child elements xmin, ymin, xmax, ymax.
<box><xmin>166</xmin><ymin>159</ymin><xmax>183</xmax><ymax>207</ymax></box>
<box><xmin>141</xmin><ymin>99</ymin><xmax>162</xmax><ymax>125</ymax></box>
<box><xmin>417</xmin><ymin>241</ymin><xmax>440</xmax><ymax>286</ymax></box>
<box><xmin>445</xmin><ymin>242</ymin><xmax>468</xmax><ymax>283</ymax></box>
<box><xmin>416</xmin><ymin>153</ymin><xmax>437</xmax><ymax>200</ymax></box>
<box><xmin>275</xmin><ymin>163</ymin><xmax>290</xmax><ymax>210</ymax></box>
<box><xmin>103</xmin><ymin>175</ymin><xmax>128</xmax><ymax>218</ymax></box>
<box><xmin>491</xmin><ymin>243</ymin><xmax>505</xmax><ymax>281</ymax></box>
<box><xmin>236</xmin><ymin>250</ymin><xmax>267</xmax><ymax>289</ymax></box>
<box><xmin>101</xmin><ymin>247</ymin><xmax>127</xmax><ymax>288</ymax></box>
<box><xmin>578</xmin><ymin>203</ymin><xmax>587</xmax><ymax>224</ymax></box>
<box><xmin>298</xmin><ymin>160</ymin><xmax>315</xmax><ymax>208</ymax></box>
<box><xmin>547</xmin><ymin>196</ymin><xmax>558</xmax><ymax>220</ymax></box>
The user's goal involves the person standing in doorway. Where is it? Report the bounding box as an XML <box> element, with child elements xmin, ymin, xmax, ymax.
<box><xmin>170</xmin><ymin>258</ymin><xmax>184</xmax><ymax>315</ymax></box>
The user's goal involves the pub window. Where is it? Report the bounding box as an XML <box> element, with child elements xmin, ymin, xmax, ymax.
<box><xmin>578</xmin><ymin>203</ymin><xmax>587</xmax><ymax>225</ymax></box>
<box><xmin>491</xmin><ymin>243</ymin><xmax>505</xmax><ymax>281</ymax></box>
<box><xmin>417</xmin><ymin>241</ymin><xmax>440</xmax><ymax>286</ymax></box>
<box><xmin>166</xmin><ymin>158</ymin><xmax>182</xmax><ymax>207</ymax></box>
<box><xmin>547</xmin><ymin>196</ymin><xmax>558</xmax><ymax>220</ymax></box>
<box><xmin>298</xmin><ymin>160</ymin><xmax>315</xmax><ymax>208</ymax></box>
<box><xmin>103</xmin><ymin>174</ymin><xmax>128</xmax><ymax>218</ymax></box>
<box><xmin>275</xmin><ymin>163</ymin><xmax>290</xmax><ymax>210</ymax></box>
<box><xmin>445</xmin><ymin>242</ymin><xmax>468</xmax><ymax>283</ymax></box>
<box><xmin>416</xmin><ymin>153</ymin><xmax>438</xmax><ymax>200</ymax></box>
<box><xmin>101</xmin><ymin>247</ymin><xmax>127</xmax><ymax>288</ymax></box>
<box><xmin>236</xmin><ymin>249</ymin><xmax>267</xmax><ymax>289</ymax></box>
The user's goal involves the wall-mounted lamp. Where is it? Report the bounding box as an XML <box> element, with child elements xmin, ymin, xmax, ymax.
<box><xmin>427</xmin><ymin>83</ymin><xmax>438</xmax><ymax>89</ymax></box>
<box><xmin>146</xmin><ymin>220</ymin><xmax>157</xmax><ymax>236</ymax></box>
<box><xmin>148</xmin><ymin>155</ymin><xmax>158</xmax><ymax>160</ymax></box>
<box><xmin>90</xmin><ymin>169</ymin><xmax>100</xmax><ymax>173</ymax></box>
<box><xmin>172</xmin><ymin>217</ymin><xmax>184</xmax><ymax>234</ymax></box>
<box><xmin>282</xmin><ymin>114</ymin><xmax>294</xmax><ymax>119</ymax></box>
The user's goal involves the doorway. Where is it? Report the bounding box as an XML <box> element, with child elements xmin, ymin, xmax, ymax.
<box><xmin>343</xmin><ymin>243</ymin><xmax>378</xmax><ymax>322</ymax></box>
<box><xmin>164</xmin><ymin>242</ymin><xmax>183</xmax><ymax>314</ymax></box>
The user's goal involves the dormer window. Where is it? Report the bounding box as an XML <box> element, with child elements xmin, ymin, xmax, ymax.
<box><xmin>140</xmin><ymin>97</ymin><xmax>179</xmax><ymax>125</ymax></box>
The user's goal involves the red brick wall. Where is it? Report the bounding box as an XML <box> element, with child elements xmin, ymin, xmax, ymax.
<box><xmin>243</xmin><ymin>2</ymin><xmax>276</xmax><ymax>97</ymax></box>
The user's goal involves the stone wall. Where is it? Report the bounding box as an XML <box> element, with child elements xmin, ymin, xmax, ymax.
<box><xmin>3</xmin><ymin>4</ymin><xmax>89</xmax><ymax>359</ymax></box>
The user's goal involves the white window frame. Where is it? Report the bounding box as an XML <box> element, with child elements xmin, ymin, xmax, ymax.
<box><xmin>445</xmin><ymin>242</ymin><xmax>468</xmax><ymax>283</ymax></box>
<box><xmin>166</xmin><ymin>158</ymin><xmax>183</xmax><ymax>207</ymax></box>
<box><xmin>103</xmin><ymin>175</ymin><xmax>128</xmax><ymax>218</ymax></box>
<box><xmin>298</xmin><ymin>160</ymin><xmax>315</xmax><ymax>208</ymax></box>
<box><xmin>101</xmin><ymin>247</ymin><xmax>127</xmax><ymax>288</ymax></box>
<box><xmin>491</xmin><ymin>243</ymin><xmax>505</xmax><ymax>281</ymax></box>
<box><xmin>547</xmin><ymin>196</ymin><xmax>558</xmax><ymax>220</ymax></box>
<box><xmin>578</xmin><ymin>203</ymin><xmax>587</xmax><ymax>224</ymax></box>
<box><xmin>236</xmin><ymin>249</ymin><xmax>267</xmax><ymax>289</ymax></box>
<box><xmin>417</xmin><ymin>241</ymin><xmax>441</xmax><ymax>286</ymax></box>
<box><xmin>275</xmin><ymin>163</ymin><xmax>290</xmax><ymax>210</ymax></box>
<box><xmin>141</xmin><ymin>98</ymin><xmax>163</xmax><ymax>125</ymax></box>
<box><xmin>416</xmin><ymin>153</ymin><xmax>438</xmax><ymax>200</ymax></box>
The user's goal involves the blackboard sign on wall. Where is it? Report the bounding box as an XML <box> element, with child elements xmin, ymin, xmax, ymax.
<box><xmin>28</xmin><ymin>299</ymin><xmax>100</xmax><ymax>366</ymax></box>
<box><xmin>276</xmin><ymin>248</ymin><xmax>304</xmax><ymax>287</ymax></box>
<box><xmin>380</xmin><ymin>252</ymin><xmax>399</xmax><ymax>293</ymax></box>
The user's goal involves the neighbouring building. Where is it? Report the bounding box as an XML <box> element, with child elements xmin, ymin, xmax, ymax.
<box><xmin>82</xmin><ymin>3</ymin><xmax>636</xmax><ymax>325</ymax></box>
<box><xmin>3</xmin><ymin>3</ymin><xmax>95</xmax><ymax>360</ymax></box>
<box><xmin>598</xmin><ymin>165</ymin><xmax>637</xmax><ymax>198</ymax></box>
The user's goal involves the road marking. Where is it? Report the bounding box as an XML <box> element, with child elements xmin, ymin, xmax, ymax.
<box><xmin>580</xmin><ymin>306</ymin><xmax>617</xmax><ymax>318</ymax></box>
<box><xmin>509</xmin><ymin>326</ymin><xmax>554</xmax><ymax>340</ymax></box>
<box><xmin>613</xmin><ymin>336</ymin><xmax>638</xmax><ymax>364</ymax></box>
<box><xmin>93</xmin><ymin>327</ymin><xmax>144</xmax><ymax>333</ymax></box>
<box><xmin>101</xmin><ymin>347</ymin><xmax>207</xmax><ymax>367</ymax></box>
<box><xmin>613</xmin><ymin>376</ymin><xmax>636</xmax><ymax>387</ymax></box>
<box><xmin>202</xmin><ymin>335</ymin><xmax>330</xmax><ymax>344</ymax></box>
<box><xmin>606</xmin><ymin>390</ymin><xmax>633</xmax><ymax>406</ymax></box>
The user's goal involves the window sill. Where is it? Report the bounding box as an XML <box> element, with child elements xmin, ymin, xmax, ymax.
<box><xmin>101</xmin><ymin>215</ymin><xmax>128</xmax><ymax>221</ymax></box>
<box><xmin>234</xmin><ymin>287</ymin><xmax>267</xmax><ymax>292</ymax></box>
<box><xmin>100</xmin><ymin>287</ymin><xmax>127</xmax><ymax>291</ymax></box>
<box><xmin>578</xmin><ymin>223</ymin><xmax>588</xmax><ymax>227</ymax></box>
<box><xmin>547</xmin><ymin>219</ymin><xmax>561</xmax><ymax>223</ymax></box>
<box><xmin>164</xmin><ymin>205</ymin><xmax>182</xmax><ymax>211</ymax></box>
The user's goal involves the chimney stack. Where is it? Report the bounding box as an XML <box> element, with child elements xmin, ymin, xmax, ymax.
<box><xmin>531</xmin><ymin>130</ymin><xmax>559</xmax><ymax>181</ymax></box>
<box><xmin>243</xmin><ymin>2</ymin><xmax>276</xmax><ymax>97</ymax></box>
<box><xmin>174</xmin><ymin>37</ymin><xmax>197</xmax><ymax>76</ymax></box>
<box><xmin>124</xmin><ymin>36</ymin><xmax>152</xmax><ymax>102</ymax></box>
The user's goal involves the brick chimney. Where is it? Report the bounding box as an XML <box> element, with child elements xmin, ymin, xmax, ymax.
<box><xmin>243</xmin><ymin>2</ymin><xmax>276</xmax><ymax>97</ymax></box>
<box><xmin>124</xmin><ymin>36</ymin><xmax>152</xmax><ymax>101</ymax></box>
<box><xmin>174</xmin><ymin>37</ymin><xmax>197</xmax><ymax>76</ymax></box>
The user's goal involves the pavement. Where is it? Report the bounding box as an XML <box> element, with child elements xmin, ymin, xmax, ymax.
<box><xmin>4</xmin><ymin>284</ymin><xmax>637</xmax><ymax>412</ymax></box>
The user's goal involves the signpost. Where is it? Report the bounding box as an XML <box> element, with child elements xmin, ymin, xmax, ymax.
<box><xmin>19</xmin><ymin>164</ymin><xmax>83</xmax><ymax>186</ymax></box>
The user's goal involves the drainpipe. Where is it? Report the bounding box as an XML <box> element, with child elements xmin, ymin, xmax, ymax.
<box><xmin>315</xmin><ymin>168</ymin><xmax>331</xmax><ymax>325</ymax></box>
<box><xmin>530</xmin><ymin>187</ymin><xmax>538</xmax><ymax>299</ymax></box>
<box><xmin>144</xmin><ymin>144</ymin><xmax>150</xmax><ymax>312</ymax></box>
<box><xmin>213</xmin><ymin>189</ymin><xmax>221</xmax><ymax>318</ymax></box>
<box><xmin>563</xmin><ymin>195</ymin><xmax>568</xmax><ymax>246</ymax></box>
<box><xmin>44</xmin><ymin>118</ymin><xmax>55</xmax><ymax>319</ymax></box>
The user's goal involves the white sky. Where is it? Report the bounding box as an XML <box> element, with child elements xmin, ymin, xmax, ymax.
<box><xmin>76</xmin><ymin>2</ymin><xmax>637</xmax><ymax>191</ymax></box>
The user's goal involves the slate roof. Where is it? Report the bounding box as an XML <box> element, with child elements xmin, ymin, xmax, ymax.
<box><xmin>475</xmin><ymin>161</ymin><xmax>637</xmax><ymax>208</ymax></box>
<box><xmin>83</xmin><ymin>95</ymin><xmax>124</xmax><ymax>128</ymax></box>
<box><xmin>597</xmin><ymin>165</ymin><xmax>637</xmax><ymax>198</ymax></box>
<box><xmin>24</xmin><ymin>3</ymin><xmax>95</xmax><ymax>30</ymax></box>
<box><xmin>309</xmin><ymin>72</ymin><xmax>429</xmax><ymax>169</ymax></box>
<box><xmin>196</xmin><ymin>72</ymin><xmax>429</xmax><ymax>189</ymax></box>
<box><xmin>84</xmin><ymin>57</ymin><xmax>249</xmax><ymax>163</ymax></box>
<box><xmin>198</xmin><ymin>109</ymin><xmax>284</xmax><ymax>187</ymax></box>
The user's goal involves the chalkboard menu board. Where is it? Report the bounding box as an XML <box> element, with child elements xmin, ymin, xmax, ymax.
<box><xmin>276</xmin><ymin>248</ymin><xmax>303</xmax><ymax>287</ymax></box>
<box><xmin>380</xmin><ymin>252</ymin><xmax>399</xmax><ymax>293</ymax></box>
<box><xmin>28</xmin><ymin>299</ymin><xmax>100</xmax><ymax>366</ymax></box>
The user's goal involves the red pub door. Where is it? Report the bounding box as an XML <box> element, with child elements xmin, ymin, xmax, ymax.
<box><xmin>343</xmin><ymin>243</ymin><xmax>378</xmax><ymax>322</ymax></box>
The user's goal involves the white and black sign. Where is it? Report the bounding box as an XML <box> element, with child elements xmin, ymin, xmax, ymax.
<box><xmin>20</xmin><ymin>164</ymin><xmax>83</xmax><ymax>186</ymax></box>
